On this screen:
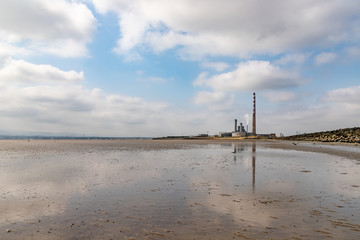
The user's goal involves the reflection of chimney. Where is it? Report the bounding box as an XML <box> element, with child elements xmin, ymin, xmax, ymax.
<box><xmin>252</xmin><ymin>92</ymin><xmax>256</xmax><ymax>135</ymax></box>
<box><xmin>252</xmin><ymin>142</ymin><xmax>256</xmax><ymax>191</ymax></box>
<box><xmin>234</xmin><ymin>119</ymin><xmax>237</xmax><ymax>132</ymax></box>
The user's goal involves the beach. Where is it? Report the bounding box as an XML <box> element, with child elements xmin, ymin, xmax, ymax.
<box><xmin>0</xmin><ymin>139</ymin><xmax>359</xmax><ymax>239</ymax></box>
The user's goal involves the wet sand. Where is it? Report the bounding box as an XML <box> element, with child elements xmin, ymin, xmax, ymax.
<box><xmin>0</xmin><ymin>139</ymin><xmax>359</xmax><ymax>239</ymax></box>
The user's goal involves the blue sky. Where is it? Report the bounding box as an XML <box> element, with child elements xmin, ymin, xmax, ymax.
<box><xmin>0</xmin><ymin>0</ymin><xmax>359</xmax><ymax>137</ymax></box>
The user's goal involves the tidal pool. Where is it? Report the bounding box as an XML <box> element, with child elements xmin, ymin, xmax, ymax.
<box><xmin>0</xmin><ymin>140</ymin><xmax>359</xmax><ymax>239</ymax></box>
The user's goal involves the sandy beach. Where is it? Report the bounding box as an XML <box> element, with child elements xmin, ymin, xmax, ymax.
<box><xmin>0</xmin><ymin>139</ymin><xmax>359</xmax><ymax>239</ymax></box>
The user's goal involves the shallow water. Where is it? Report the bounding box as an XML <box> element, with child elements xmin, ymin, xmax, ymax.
<box><xmin>0</xmin><ymin>140</ymin><xmax>359</xmax><ymax>239</ymax></box>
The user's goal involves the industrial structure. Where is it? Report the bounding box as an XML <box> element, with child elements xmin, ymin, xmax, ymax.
<box><xmin>252</xmin><ymin>92</ymin><xmax>256</xmax><ymax>135</ymax></box>
<box><xmin>160</xmin><ymin>92</ymin><xmax>276</xmax><ymax>139</ymax></box>
<box><xmin>232</xmin><ymin>120</ymin><xmax>247</xmax><ymax>137</ymax></box>
<box><xmin>219</xmin><ymin>92</ymin><xmax>276</xmax><ymax>138</ymax></box>
<box><xmin>229</xmin><ymin>92</ymin><xmax>256</xmax><ymax>137</ymax></box>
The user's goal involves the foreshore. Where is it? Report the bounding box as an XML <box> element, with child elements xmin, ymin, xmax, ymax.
<box><xmin>2</xmin><ymin>137</ymin><xmax>359</xmax><ymax>159</ymax></box>
<box><xmin>0</xmin><ymin>139</ymin><xmax>359</xmax><ymax>239</ymax></box>
<box><xmin>152</xmin><ymin>137</ymin><xmax>360</xmax><ymax>160</ymax></box>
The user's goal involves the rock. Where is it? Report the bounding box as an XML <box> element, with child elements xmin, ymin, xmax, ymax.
<box><xmin>280</xmin><ymin>127</ymin><xmax>360</xmax><ymax>143</ymax></box>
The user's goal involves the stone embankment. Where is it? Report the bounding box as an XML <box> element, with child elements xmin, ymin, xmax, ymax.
<box><xmin>281</xmin><ymin>127</ymin><xmax>360</xmax><ymax>143</ymax></box>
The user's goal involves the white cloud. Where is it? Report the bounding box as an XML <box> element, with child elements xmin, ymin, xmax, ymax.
<box><xmin>194</xmin><ymin>61</ymin><xmax>304</xmax><ymax>92</ymax></box>
<box><xmin>90</xmin><ymin>0</ymin><xmax>360</xmax><ymax>60</ymax></box>
<box><xmin>114</xmin><ymin>11</ymin><xmax>148</xmax><ymax>53</ymax></box>
<box><xmin>0</xmin><ymin>81</ymin><xmax>241</xmax><ymax>136</ymax></box>
<box><xmin>0</xmin><ymin>59</ymin><xmax>235</xmax><ymax>137</ymax></box>
<box><xmin>263</xmin><ymin>91</ymin><xmax>296</xmax><ymax>102</ymax></box>
<box><xmin>0</xmin><ymin>59</ymin><xmax>84</xmax><ymax>85</ymax></box>
<box><xmin>31</xmin><ymin>39</ymin><xmax>91</xmax><ymax>58</ymax></box>
<box><xmin>275</xmin><ymin>53</ymin><xmax>308</xmax><ymax>65</ymax></box>
<box><xmin>193</xmin><ymin>91</ymin><xmax>235</xmax><ymax>111</ymax></box>
<box><xmin>345</xmin><ymin>46</ymin><xmax>360</xmax><ymax>58</ymax></box>
<box><xmin>91</xmin><ymin>0</ymin><xmax>130</xmax><ymax>14</ymax></box>
<box><xmin>322</xmin><ymin>85</ymin><xmax>360</xmax><ymax>103</ymax></box>
<box><xmin>0</xmin><ymin>83</ymin><xmax>169</xmax><ymax>136</ymax></box>
<box><xmin>0</xmin><ymin>42</ymin><xmax>32</xmax><ymax>61</ymax></box>
<box><xmin>314</xmin><ymin>52</ymin><xmax>338</xmax><ymax>65</ymax></box>
<box><xmin>0</xmin><ymin>59</ymin><xmax>177</xmax><ymax>136</ymax></box>
<box><xmin>259</xmin><ymin>86</ymin><xmax>360</xmax><ymax>135</ymax></box>
<box><xmin>201</xmin><ymin>61</ymin><xmax>230</xmax><ymax>72</ymax></box>
<box><xmin>0</xmin><ymin>61</ymin><xmax>238</xmax><ymax>137</ymax></box>
<box><xmin>193</xmin><ymin>91</ymin><xmax>226</xmax><ymax>105</ymax></box>
<box><xmin>0</xmin><ymin>0</ymin><xmax>96</xmax><ymax>58</ymax></box>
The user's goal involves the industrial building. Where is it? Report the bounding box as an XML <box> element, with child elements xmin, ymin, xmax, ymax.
<box><xmin>164</xmin><ymin>92</ymin><xmax>276</xmax><ymax>140</ymax></box>
<box><xmin>229</xmin><ymin>92</ymin><xmax>256</xmax><ymax>138</ymax></box>
<box><xmin>228</xmin><ymin>92</ymin><xmax>276</xmax><ymax>139</ymax></box>
<box><xmin>158</xmin><ymin>92</ymin><xmax>276</xmax><ymax>140</ymax></box>
<box><xmin>232</xmin><ymin>120</ymin><xmax>247</xmax><ymax>137</ymax></box>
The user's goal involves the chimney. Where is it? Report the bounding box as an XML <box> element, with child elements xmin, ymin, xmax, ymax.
<box><xmin>234</xmin><ymin>119</ymin><xmax>238</xmax><ymax>132</ymax></box>
<box><xmin>252</xmin><ymin>92</ymin><xmax>256</xmax><ymax>135</ymax></box>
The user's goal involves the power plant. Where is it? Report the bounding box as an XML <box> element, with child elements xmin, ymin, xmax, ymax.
<box><xmin>218</xmin><ymin>92</ymin><xmax>275</xmax><ymax>138</ymax></box>
<box><xmin>226</xmin><ymin>92</ymin><xmax>256</xmax><ymax>137</ymax></box>
<box><xmin>160</xmin><ymin>92</ymin><xmax>276</xmax><ymax>139</ymax></box>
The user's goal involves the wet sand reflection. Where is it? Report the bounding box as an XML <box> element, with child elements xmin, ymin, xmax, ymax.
<box><xmin>232</xmin><ymin>141</ymin><xmax>256</xmax><ymax>191</ymax></box>
<box><xmin>0</xmin><ymin>140</ymin><xmax>359</xmax><ymax>239</ymax></box>
<box><xmin>252</xmin><ymin>142</ymin><xmax>256</xmax><ymax>191</ymax></box>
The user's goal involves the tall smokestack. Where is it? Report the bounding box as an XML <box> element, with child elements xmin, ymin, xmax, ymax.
<box><xmin>234</xmin><ymin>119</ymin><xmax>237</xmax><ymax>132</ymax></box>
<box><xmin>252</xmin><ymin>92</ymin><xmax>256</xmax><ymax>135</ymax></box>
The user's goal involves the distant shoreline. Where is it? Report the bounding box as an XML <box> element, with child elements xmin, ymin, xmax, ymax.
<box><xmin>2</xmin><ymin>137</ymin><xmax>359</xmax><ymax>148</ymax></box>
<box><xmin>0</xmin><ymin>136</ymin><xmax>151</xmax><ymax>140</ymax></box>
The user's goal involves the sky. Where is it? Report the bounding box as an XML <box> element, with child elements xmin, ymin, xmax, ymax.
<box><xmin>0</xmin><ymin>0</ymin><xmax>359</xmax><ymax>137</ymax></box>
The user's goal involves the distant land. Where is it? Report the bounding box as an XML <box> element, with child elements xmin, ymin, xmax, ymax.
<box><xmin>1</xmin><ymin>127</ymin><xmax>359</xmax><ymax>143</ymax></box>
<box><xmin>280</xmin><ymin>127</ymin><xmax>360</xmax><ymax>143</ymax></box>
<box><xmin>0</xmin><ymin>135</ymin><xmax>150</xmax><ymax>140</ymax></box>
<box><xmin>0</xmin><ymin>130</ymin><xmax>151</xmax><ymax>140</ymax></box>
<box><xmin>154</xmin><ymin>127</ymin><xmax>360</xmax><ymax>143</ymax></box>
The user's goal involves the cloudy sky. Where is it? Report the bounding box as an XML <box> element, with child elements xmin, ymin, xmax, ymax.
<box><xmin>0</xmin><ymin>0</ymin><xmax>359</xmax><ymax>137</ymax></box>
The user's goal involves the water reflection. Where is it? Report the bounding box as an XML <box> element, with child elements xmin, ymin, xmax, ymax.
<box><xmin>232</xmin><ymin>142</ymin><xmax>256</xmax><ymax>191</ymax></box>
<box><xmin>232</xmin><ymin>143</ymin><xmax>246</xmax><ymax>155</ymax></box>
<box><xmin>252</xmin><ymin>142</ymin><xmax>256</xmax><ymax>191</ymax></box>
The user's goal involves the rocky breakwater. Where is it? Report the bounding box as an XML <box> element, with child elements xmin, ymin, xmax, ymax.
<box><xmin>281</xmin><ymin>127</ymin><xmax>360</xmax><ymax>143</ymax></box>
